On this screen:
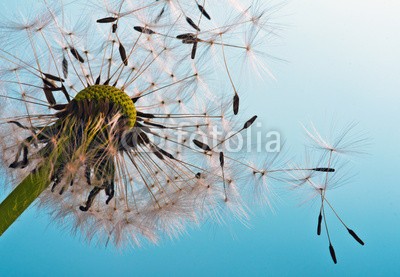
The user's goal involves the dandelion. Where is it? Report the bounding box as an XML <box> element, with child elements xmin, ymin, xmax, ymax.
<box><xmin>0</xmin><ymin>0</ymin><xmax>365</xmax><ymax>262</ymax></box>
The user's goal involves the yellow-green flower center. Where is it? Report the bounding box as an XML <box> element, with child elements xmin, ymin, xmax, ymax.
<box><xmin>74</xmin><ymin>85</ymin><xmax>136</xmax><ymax>127</ymax></box>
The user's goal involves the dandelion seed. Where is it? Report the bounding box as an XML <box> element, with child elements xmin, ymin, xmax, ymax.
<box><xmin>52</xmin><ymin>104</ymin><xmax>67</xmax><ymax>110</ymax></box>
<box><xmin>62</xmin><ymin>56</ymin><xmax>68</xmax><ymax>78</ymax></box>
<box><xmin>42</xmin><ymin>78</ymin><xmax>57</xmax><ymax>88</ymax></box>
<box><xmin>70</xmin><ymin>47</ymin><xmax>84</xmax><ymax>63</ymax></box>
<box><xmin>43</xmin><ymin>73</ymin><xmax>65</xmax><ymax>82</ymax></box>
<box><xmin>151</xmin><ymin>5</ymin><xmax>164</xmax><ymax>23</ymax></box>
<box><xmin>317</xmin><ymin>211</ymin><xmax>322</xmax><ymax>235</ymax></box>
<box><xmin>233</xmin><ymin>93</ymin><xmax>239</xmax><ymax>115</ymax></box>
<box><xmin>133</xmin><ymin>26</ymin><xmax>155</xmax><ymax>35</ymax></box>
<box><xmin>348</xmin><ymin>228</ymin><xmax>365</xmax><ymax>245</ymax></box>
<box><xmin>197</xmin><ymin>4</ymin><xmax>211</xmax><ymax>20</ymax></box>
<box><xmin>313</xmin><ymin>167</ymin><xmax>335</xmax><ymax>172</ymax></box>
<box><xmin>119</xmin><ymin>43</ymin><xmax>128</xmax><ymax>66</ymax></box>
<box><xmin>176</xmin><ymin>33</ymin><xmax>196</xmax><ymax>40</ymax></box>
<box><xmin>186</xmin><ymin>17</ymin><xmax>201</xmax><ymax>32</ymax></box>
<box><xmin>329</xmin><ymin>243</ymin><xmax>337</xmax><ymax>264</ymax></box>
<box><xmin>43</xmin><ymin>88</ymin><xmax>57</xmax><ymax>105</ymax></box>
<box><xmin>193</xmin><ymin>139</ymin><xmax>211</xmax><ymax>151</ymax></box>
<box><xmin>243</xmin><ymin>115</ymin><xmax>258</xmax><ymax>129</ymax></box>
<box><xmin>96</xmin><ymin>17</ymin><xmax>118</xmax><ymax>23</ymax></box>
<box><xmin>112</xmin><ymin>23</ymin><xmax>118</xmax><ymax>33</ymax></box>
<box><xmin>219</xmin><ymin>152</ymin><xmax>225</xmax><ymax>168</ymax></box>
<box><xmin>8</xmin><ymin>121</ymin><xmax>30</xmax><ymax>130</ymax></box>
<box><xmin>191</xmin><ymin>41</ymin><xmax>198</xmax><ymax>59</ymax></box>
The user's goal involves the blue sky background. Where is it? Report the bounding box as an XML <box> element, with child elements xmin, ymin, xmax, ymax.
<box><xmin>0</xmin><ymin>0</ymin><xmax>399</xmax><ymax>276</ymax></box>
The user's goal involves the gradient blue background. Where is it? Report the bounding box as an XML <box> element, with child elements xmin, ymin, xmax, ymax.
<box><xmin>1</xmin><ymin>0</ymin><xmax>399</xmax><ymax>276</ymax></box>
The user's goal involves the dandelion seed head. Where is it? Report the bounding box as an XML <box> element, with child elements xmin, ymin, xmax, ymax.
<box><xmin>0</xmin><ymin>0</ymin><xmax>365</xmax><ymax>256</ymax></box>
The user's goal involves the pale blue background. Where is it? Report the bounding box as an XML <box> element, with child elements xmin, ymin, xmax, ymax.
<box><xmin>1</xmin><ymin>0</ymin><xmax>399</xmax><ymax>276</ymax></box>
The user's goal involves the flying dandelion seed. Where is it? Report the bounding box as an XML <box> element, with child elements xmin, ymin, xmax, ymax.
<box><xmin>0</xmin><ymin>0</ymin><xmax>365</xmax><ymax>262</ymax></box>
<box><xmin>287</xmin><ymin>123</ymin><xmax>368</xmax><ymax>263</ymax></box>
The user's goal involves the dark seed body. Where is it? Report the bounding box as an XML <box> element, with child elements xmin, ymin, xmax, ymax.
<box><xmin>186</xmin><ymin>17</ymin><xmax>200</xmax><ymax>31</ymax></box>
<box><xmin>43</xmin><ymin>86</ymin><xmax>64</xmax><ymax>92</ymax></box>
<box><xmin>135</xmin><ymin>122</ymin><xmax>151</xmax><ymax>133</ymax></box>
<box><xmin>134</xmin><ymin>26</ymin><xmax>155</xmax><ymax>34</ymax></box>
<box><xmin>317</xmin><ymin>212</ymin><xmax>322</xmax><ymax>235</ymax></box>
<box><xmin>112</xmin><ymin>23</ymin><xmax>118</xmax><ymax>33</ymax></box>
<box><xmin>153</xmin><ymin>149</ymin><xmax>164</xmax><ymax>160</ymax></box>
<box><xmin>143</xmin><ymin>121</ymin><xmax>166</xmax><ymax>129</ymax></box>
<box><xmin>70</xmin><ymin>48</ymin><xmax>84</xmax><ymax>63</ymax></box>
<box><xmin>8</xmin><ymin>121</ymin><xmax>30</xmax><ymax>130</ymax></box>
<box><xmin>9</xmin><ymin>145</ymin><xmax>29</xmax><ymax>169</ymax></box>
<box><xmin>44</xmin><ymin>73</ymin><xmax>65</xmax><ymax>82</ymax></box>
<box><xmin>329</xmin><ymin>244</ymin><xmax>337</xmax><ymax>264</ymax></box>
<box><xmin>219</xmin><ymin>152</ymin><xmax>224</xmax><ymax>168</ymax></box>
<box><xmin>193</xmin><ymin>139</ymin><xmax>211</xmax><ymax>151</ymax></box>
<box><xmin>155</xmin><ymin>7</ymin><xmax>165</xmax><ymax>23</ymax></box>
<box><xmin>243</xmin><ymin>116</ymin><xmax>257</xmax><ymax>129</ymax></box>
<box><xmin>182</xmin><ymin>38</ymin><xmax>198</xmax><ymax>44</ymax></box>
<box><xmin>59</xmin><ymin>186</ymin><xmax>65</xmax><ymax>195</ymax></box>
<box><xmin>233</xmin><ymin>94</ymin><xmax>239</xmax><ymax>115</ymax></box>
<box><xmin>137</xmin><ymin>111</ymin><xmax>155</xmax><ymax>118</ymax></box>
<box><xmin>158</xmin><ymin>148</ymin><xmax>175</xmax><ymax>159</ymax></box>
<box><xmin>105</xmin><ymin>181</ymin><xmax>115</xmax><ymax>204</ymax></box>
<box><xmin>50</xmin><ymin>165</ymin><xmax>65</xmax><ymax>192</ymax></box>
<box><xmin>119</xmin><ymin>43</ymin><xmax>128</xmax><ymax>66</ymax></box>
<box><xmin>62</xmin><ymin>57</ymin><xmax>68</xmax><ymax>78</ymax></box>
<box><xmin>138</xmin><ymin>132</ymin><xmax>150</xmax><ymax>145</ymax></box>
<box><xmin>348</xmin><ymin>229</ymin><xmax>365</xmax><ymax>245</ymax></box>
<box><xmin>52</xmin><ymin>104</ymin><xmax>67</xmax><ymax>111</ymax></box>
<box><xmin>177</xmin><ymin>33</ymin><xmax>196</xmax><ymax>40</ymax></box>
<box><xmin>313</xmin><ymin>167</ymin><xmax>335</xmax><ymax>172</ymax></box>
<box><xmin>197</xmin><ymin>4</ymin><xmax>211</xmax><ymax>20</ymax></box>
<box><xmin>79</xmin><ymin>187</ymin><xmax>102</xmax><ymax>211</ymax></box>
<box><xmin>42</xmin><ymin>78</ymin><xmax>56</xmax><ymax>88</ymax></box>
<box><xmin>97</xmin><ymin>17</ymin><xmax>118</xmax><ymax>23</ymax></box>
<box><xmin>85</xmin><ymin>165</ymin><xmax>92</xmax><ymax>186</ymax></box>
<box><xmin>61</xmin><ymin>85</ymin><xmax>71</xmax><ymax>102</ymax></box>
<box><xmin>43</xmin><ymin>88</ymin><xmax>57</xmax><ymax>105</ymax></box>
<box><xmin>191</xmin><ymin>41</ymin><xmax>198</xmax><ymax>59</ymax></box>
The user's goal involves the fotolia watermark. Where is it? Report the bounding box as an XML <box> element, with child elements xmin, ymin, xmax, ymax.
<box><xmin>120</xmin><ymin>121</ymin><xmax>281</xmax><ymax>154</ymax></box>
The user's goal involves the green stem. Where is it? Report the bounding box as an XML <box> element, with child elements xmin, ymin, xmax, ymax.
<box><xmin>0</xmin><ymin>165</ymin><xmax>51</xmax><ymax>236</ymax></box>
